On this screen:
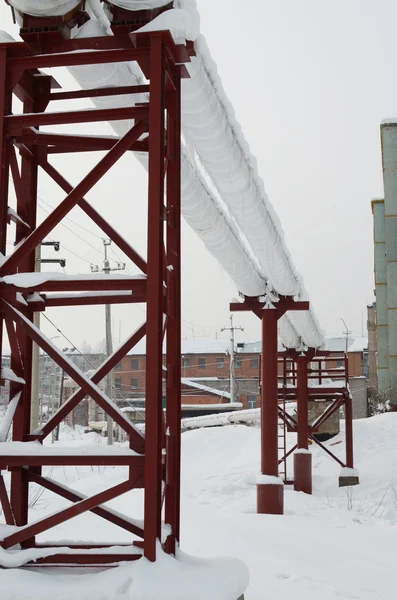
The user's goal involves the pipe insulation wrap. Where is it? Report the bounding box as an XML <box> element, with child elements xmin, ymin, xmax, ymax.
<box><xmin>1</xmin><ymin>0</ymin><xmax>324</xmax><ymax>348</ymax></box>
<box><xmin>7</xmin><ymin>0</ymin><xmax>81</xmax><ymax>16</ymax></box>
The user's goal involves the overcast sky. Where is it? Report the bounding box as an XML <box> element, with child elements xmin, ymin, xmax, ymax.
<box><xmin>1</xmin><ymin>0</ymin><xmax>395</xmax><ymax>351</ymax></box>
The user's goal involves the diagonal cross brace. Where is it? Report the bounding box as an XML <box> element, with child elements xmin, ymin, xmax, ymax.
<box><xmin>34</xmin><ymin>322</ymin><xmax>146</xmax><ymax>441</ymax></box>
<box><xmin>26</xmin><ymin>469</ymin><xmax>144</xmax><ymax>538</ymax></box>
<box><xmin>1</xmin><ymin>478</ymin><xmax>139</xmax><ymax>549</ymax></box>
<box><xmin>0</xmin><ymin>119</ymin><xmax>147</xmax><ymax>276</ymax></box>
<box><xmin>2</xmin><ymin>301</ymin><xmax>145</xmax><ymax>452</ymax></box>
<box><xmin>40</xmin><ymin>159</ymin><xmax>148</xmax><ymax>275</ymax></box>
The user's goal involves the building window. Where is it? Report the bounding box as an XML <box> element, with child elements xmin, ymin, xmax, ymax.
<box><xmin>115</xmin><ymin>377</ymin><xmax>122</xmax><ymax>390</ymax></box>
<box><xmin>182</xmin><ymin>357</ymin><xmax>190</xmax><ymax>368</ymax></box>
<box><xmin>247</xmin><ymin>394</ymin><xmax>257</xmax><ymax>409</ymax></box>
<box><xmin>336</xmin><ymin>360</ymin><xmax>344</xmax><ymax>368</ymax></box>
<box><xmin>235</xmin><ymin>356</ymin><xmax>242</xmax><ymax>368</ymax></box>
<box><xmin>115</xmin><ymin>361</ymin><xmax>122</xmax><ymax>370</ymax></box>
<box><xmin>250</xmin><ymin>357</ymin><xmax>259</xmax><ymax>369</ymax></box>
<box><xmin>130</xmin><ymin>377</ymin><xmax>138</xmax><ymax>389</ymax></box>
<box><xmin>216</xmin><ymin>357</ymin><xmax>225</xmax><ymax>369</ymax></box>
<box><xmin>131</xmin><ymin>358</ymin><xmax>138</xmax><ymax>370</ymax></box>
<box><xmin>198</xmin><ymin>357</ymin><xmax>206</xmax><ymax>369</ymax></box>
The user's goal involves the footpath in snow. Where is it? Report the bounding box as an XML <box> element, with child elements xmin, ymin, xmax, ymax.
<box><xmin>0</xmin><ymin>414</ymin><xmax>396</xmax><ymax>599</ymax></box>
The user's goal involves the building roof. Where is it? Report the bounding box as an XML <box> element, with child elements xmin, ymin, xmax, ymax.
<box><xmin>128</xmin><ymin>338</ymin><xmax>231</xmax><ymax>356</ymax></box>
<box><xmin>321</xmin><ymin>336</ymin><xmax>368</xmax><ymax>353</ymax></box>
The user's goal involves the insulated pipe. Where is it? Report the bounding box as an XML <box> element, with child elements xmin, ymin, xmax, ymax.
<box><xmin>381</xmin><ymin>122</ymin><xmax>397</xmax><ymax>401</ymax></box>
<box><xmin>3</xmin><ymin>2</ymin><xmax>323</xmax><ymax>349</ymax></box>
<box><xmin>371</xmin><ymin>199</ymin><xmax>389</xmax><ymax>394</ymax></box>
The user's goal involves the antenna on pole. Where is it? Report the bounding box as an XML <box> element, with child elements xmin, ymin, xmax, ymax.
<box><xmin>221</xmin><ymin>315</ymin><xmax>244</xmax><ymax>403</ymax></box>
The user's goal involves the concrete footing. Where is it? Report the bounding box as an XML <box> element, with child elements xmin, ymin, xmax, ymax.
<box><xmin>339</xmin><ymin>475</ymin><xmax>360</xmax><ymax>487</ymax></box>
<box><xmin>257</xmin><ymin>483</ymin><xmax>284</xmax><ymax>514</ymax></box>
<box><xmin>293</xmin><ymin>451</ymin><xmax>312</xmax><ymax>494</ymax></box>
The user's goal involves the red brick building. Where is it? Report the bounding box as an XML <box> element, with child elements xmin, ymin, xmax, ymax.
<box><xmin>110</xmin><ymin>336</ymin><xmax>367</xmax><ymax>410</ymax></box>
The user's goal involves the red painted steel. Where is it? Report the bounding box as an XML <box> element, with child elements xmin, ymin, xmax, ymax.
<box><xmin>0</xmin><ymin>475</ymin><xmax>15</xmax><ymax>526</ymax></box>
<box><xmin>144</xmin><ymin>33</ymin><xmax>166</xmax><ymax>562</ymax></box>
<box><xmin>258</xmin><ymin>309</ymin><xmax>283</xmax><ymax>514</ymax></box>
<box><xmin>294</xmin><ymin>356</ymin><xmax>312</xmax><ymax>494</ymax></box>
<box><xmin>0</xmin><ymin>26</ymin><xmax>186</xmax><ymax>564</ymax></box>
<box><xmin>231</xmin><ymin>301</ymin><xmax>357</xmax><ymax>511</ymax></box>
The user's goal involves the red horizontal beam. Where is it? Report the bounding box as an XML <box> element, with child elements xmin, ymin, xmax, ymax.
<box><xmin>5</xmin><ymin>105</ymin><xmax>148</xmax><ymax>135</ymax></box>
<box><xmin>0</xmin><ymin>455</ymin><xmax>144</xmax><ymax>468</ymax></box>
<box><xmin>41</xmin><ymin>292</ymin><xmax>146</xmax><ymax>307</ymax></box>
<box><xmin>0</xmin><ymin>277</ymin><xmax>146</xmax><ymax>293</ymax></box>
<box><xmin>50</xmin><ymin>84</ymin><xmax>150</xmax><ymax>102</ymax></box>
<box><xmin>7</xmin><ymin>46</ymin><xmax>148</xmax><ymax>72</ymax></box>
<box><xmin>17</xmin><ymin>129</ymin><xmax>148</xmax><ymax>153</ymax></box>
<box><xmin>30</xmin><ymin>553</ymin><xmax>141</xmax><ymax>565</ymax></box>
<box><xmin>230</xmin><ymin>301</ymin><xmax>310</xmax><ymax>313</ymax></box>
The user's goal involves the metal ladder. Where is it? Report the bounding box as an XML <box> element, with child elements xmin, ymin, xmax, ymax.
<box><xmin>278</xmin><ymin>360</ymin><xmax>288</xmax><ymax>483</ymax></box>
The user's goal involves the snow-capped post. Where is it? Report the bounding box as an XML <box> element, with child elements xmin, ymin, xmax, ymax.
<box><xmin>294</xmin><ymin>353</ymin><xmax>312</xmax><ymax>495</ymax></box>
<box><xmin>258</xmin><ymin>305</ymin><xmax>284</xmax><ymax>514</ymax></box>
<box><xmin>230</xmin><ymin>295</ymin><xmax>310</xmax><ymax>514</ymax></box>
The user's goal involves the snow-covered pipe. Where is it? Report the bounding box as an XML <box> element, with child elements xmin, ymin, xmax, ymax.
<box><xmin>7</xmin><ymin>0</ymin><xmax>81</xmax><ymax>17</ymax></box>
<box><xmin>2</xmin><ymin>1</ymin><xmax>322</xmax><ymax>348</ymax></box>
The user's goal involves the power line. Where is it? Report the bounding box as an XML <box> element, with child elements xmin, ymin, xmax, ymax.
<box><xmin>40</xmin><ymin>313</ymin><xmax>146</xmax><ymax>420</ymax></box>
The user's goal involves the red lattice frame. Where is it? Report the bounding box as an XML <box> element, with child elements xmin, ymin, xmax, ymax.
<box><xmin>0</xmin><ymin>29</ymin><xmax>189</xmax><ymax>564</ymax></box>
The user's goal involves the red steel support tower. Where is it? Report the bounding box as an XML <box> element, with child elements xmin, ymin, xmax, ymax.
<box><xmin>0</xmin><ymin>25</ymin><xmax>191</xmax><ymax>565</ymax></box>
<box><xmin>231</xmin><ymin>297</ymin><xmax>309</xmax><ymax>514</ymax></box>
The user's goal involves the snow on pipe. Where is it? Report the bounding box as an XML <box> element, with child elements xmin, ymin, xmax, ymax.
<box><xmin>69</xmin><ymin>19</ymin><xmax>302</xmax><ymax>349</ymax></box>
<box><xmin>102</xmin><ymin>0</ymin><xmax>324</xmax><ymax>347</ymax></box>
<box><xmin>2</xmin><ymin>2</ymin><xmax>322</xmax><ymax>348</ymax></box>
<box><xmin>107</xmin><ymin>1</ymin><xmax>301</xmax><ymax>296</ymax></box>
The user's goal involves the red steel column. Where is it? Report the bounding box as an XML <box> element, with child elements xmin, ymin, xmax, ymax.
<box><xmin>294</xmin><ymin>356</ymin><xmax>312</xmax><ymax>494</ymax></box>
<box><xmin>257</xmin><ymin>309</ymin><xmax>284</xmax><ymax>514</ymax></box>
<box><xmin>10</xmin><ymin>85</ymin><xmax>41</xmax><ymax>538</ymax></box>
<box><xmin>0</xmin><ymin>47</ymin><xmax>10</xmax><ymax>372</ymax></box>
<box><xmin>344</xmin><ymin>395</ymin><xmax>354</xmax><ymax>469</ymax></box>
<box><xmin>144</xmin><ymin>34</ymin><xmax>166</xmax><ymax>563</ymax></box>
<box><xmin>164</xmin><ymin>70</ymin><xmax>182</xmax><ymax>554</ymax></box>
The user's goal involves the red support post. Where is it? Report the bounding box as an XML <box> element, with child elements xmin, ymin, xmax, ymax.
<box><xmin>294</xmin><ymin>356</ymin><xmax>312</xmax><ymax>494</ymax></box>
<box><xmin>144</xmin><ymin>33</ymin><xmax>166</xmax><ymax>562</ymax></box>
<box><xmin>257</xmin><ymin>309</ymin><xmax>284</xmax><ymax>514</ymax></box>
<box><xmin>164</xmin><ymin>69</ymin><xmax>182</xmax><ymax>554</ymax></box>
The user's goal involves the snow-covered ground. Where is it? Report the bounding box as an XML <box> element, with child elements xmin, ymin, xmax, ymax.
<box><xmin>1</xmin><ymin>414</ymin><xmax>396</xmax><ymax>599</ymax></box>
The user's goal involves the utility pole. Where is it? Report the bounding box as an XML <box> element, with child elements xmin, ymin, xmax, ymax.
<box><xmin>31</xmin><ymin>242</ymin><xmax>65</xmax><ymax>432</ymax></box>
<box><xmin>91</xmin><ymin>239</ymin><xmax>125</xmax><ymax>445</ymax></box>
<box><xmin>221</xmin><ymin>315</ymin><xmax>244</xmax><ymax>403</ymax></box>
<box><xmin>54</xmin><ymin>369</ymin><xmax>65</xmax><ymax>442</ymax></box>
<box><xmin>340</xmin><ymin>318</ymin><xmax>351</xmax><ymax>354</ymax></box>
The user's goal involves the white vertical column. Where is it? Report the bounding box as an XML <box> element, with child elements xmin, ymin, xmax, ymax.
<box><xmin>381</xmin><ymin>121</ymin><xmax>397</xmax><ymax>400</ymax></box>
<box><xmin>371</xmin><ymin>199</ymin><xmax>389</xmax><ymax>394</ymax></box>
